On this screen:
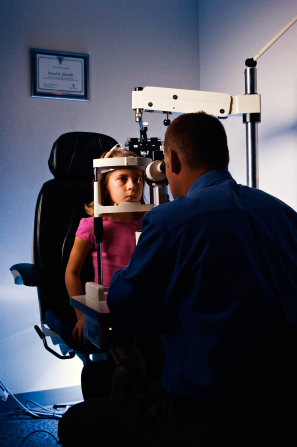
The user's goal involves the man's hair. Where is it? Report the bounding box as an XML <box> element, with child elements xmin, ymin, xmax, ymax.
<box><xmin>164</xmin><ymin>112</ymin><xmax>230</xmax><ymax>170</ymax></box>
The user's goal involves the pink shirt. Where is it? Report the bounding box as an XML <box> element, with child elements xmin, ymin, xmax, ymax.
<box><xmin>75</xmin><ymin>217</ymin><xmax>142</xmax><ymax>286</ymax></box>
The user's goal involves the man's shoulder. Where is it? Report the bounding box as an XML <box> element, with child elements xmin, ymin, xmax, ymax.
<box><xmin>142</xmin><ymin>196</ymin><xmax>197</xmax><ymax>236</ymax></box>
<box><xmin>234</xmin><ymin>183</ymin><xmax>296</xmax><ymax>213</ymax></box>
<box><xmin>143</xmin><ymin>179</ymin><xmax>297</xmax><ymax>232</ymax></box>
<box><xmin>189</xmin><ymin>171</ymin><xmax>295</xmax><ymax>214</ymax></box>
<box><xmin>144</xmin><ymin>196</ymin><xmax>186</xmax><ymax>220</ymax></box>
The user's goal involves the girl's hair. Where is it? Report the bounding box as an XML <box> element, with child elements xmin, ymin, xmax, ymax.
<box><xmin>85</xmin><ymin>147</ymin><xmax>145</xmax><ymax>218</ymax></box>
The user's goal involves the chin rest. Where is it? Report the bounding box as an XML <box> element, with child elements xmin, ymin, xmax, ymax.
<box><xmin>10</xmin><ymin>132</ymin><xmax>118</xmax><ymax>360</ymax></box>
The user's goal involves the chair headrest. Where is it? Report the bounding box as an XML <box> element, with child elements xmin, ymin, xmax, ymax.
<box><xmin>48</xmin><ymin>132</ymin><xmax>118</xmax><ymax>181</ymax></box>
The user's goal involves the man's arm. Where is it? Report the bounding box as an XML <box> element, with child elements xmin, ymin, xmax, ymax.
<box><xmin>107</xmin><ymin>212</ymin><xmax>175</xmax><ymax>330</ymax></box>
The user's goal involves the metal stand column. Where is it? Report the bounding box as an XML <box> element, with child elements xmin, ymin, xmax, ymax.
<box><xmin>243</xmin><ymin>67</ymin><xmax>261</xmax><ymax>189</ymax></box>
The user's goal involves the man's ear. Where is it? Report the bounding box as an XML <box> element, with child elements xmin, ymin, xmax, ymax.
<box><xmin>168</xmin><ymin>149</ymin><xmax>181</xmax><ymax>175</ymax></box>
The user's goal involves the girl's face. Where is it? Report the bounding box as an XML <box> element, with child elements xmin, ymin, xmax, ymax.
<box><xmin>104</xmin><ymin>168</ymin><xmax>143</xmax><ymax>205</ymax></box>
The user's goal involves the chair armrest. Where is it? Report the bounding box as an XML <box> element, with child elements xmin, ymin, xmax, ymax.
<box><xmin>10</xmin><ymin>263</ymin><xmax>49</xmax><ymax>286</ymax></box>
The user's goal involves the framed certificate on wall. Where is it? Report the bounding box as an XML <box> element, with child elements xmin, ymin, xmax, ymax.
<box><xmin>31</xmin><ymin>48</ymin><xmax>89</xmax><ymax>101</ymax></box>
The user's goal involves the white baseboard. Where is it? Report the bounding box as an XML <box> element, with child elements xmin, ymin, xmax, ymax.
<box><xmin>0</xmin><ymin>385</ymin><xmax>83</xmax><ymax>414</ymax></box>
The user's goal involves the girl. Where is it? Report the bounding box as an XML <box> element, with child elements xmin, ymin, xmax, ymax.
<box><xmin>65</xmin><ymin>146</ymin><xmax>164</xmax><ymax>396</ymax></box>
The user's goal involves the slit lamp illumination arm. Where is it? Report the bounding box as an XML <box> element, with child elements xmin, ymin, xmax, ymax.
<box><xmin>133</xmin><ymin>15</ymin><xmax>297</xmax><ymax>189</ymax></box>
<box><xmin>132</xmin><ymin>86</ymin><xmax>261</xmax><ymax>189</ymax></box>
<box><xmin>244</xmin><ymin>14</ymin><xmax>297</xmax><ymax>187</ymax></box>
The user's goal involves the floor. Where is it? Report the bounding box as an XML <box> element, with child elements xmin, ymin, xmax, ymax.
<box><xmin>0</xmin><ymin>411</ymin><xmax>61</xmax><ymax>446</ymax></box>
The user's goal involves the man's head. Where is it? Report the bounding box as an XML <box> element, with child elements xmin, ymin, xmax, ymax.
<box><xmin>164</xmin><ymin>112</ymin><xmax>230</xmax><ymax>197</ymax></box>
<box><xmin>164</xmin><ymin>112</ymin><xmax>229</xmax><ymax>170</ymax></box>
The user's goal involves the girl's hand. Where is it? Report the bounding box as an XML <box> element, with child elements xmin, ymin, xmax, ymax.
<box><xmin>72</xmin><ymin>319</ymin><xmax>90</xmax><ymax>349</ymax></box>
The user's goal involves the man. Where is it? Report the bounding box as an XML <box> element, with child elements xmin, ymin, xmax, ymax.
<box><xmin>58</xmin><ymin>112</ymin><xmax>297</xmax><ymax>446</ymax></box>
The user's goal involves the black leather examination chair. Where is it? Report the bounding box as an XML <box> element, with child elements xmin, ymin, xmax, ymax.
<box><xmin>10</xmin><ymin>132</ymin><xmax>117</xmax><ymax>377</ymax></box>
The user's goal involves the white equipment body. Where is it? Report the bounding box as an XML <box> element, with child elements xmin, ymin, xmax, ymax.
<box><xmin>132</xmin><ymin>86</ymin><xmax>261</xmax><ymax>117</ymax></box>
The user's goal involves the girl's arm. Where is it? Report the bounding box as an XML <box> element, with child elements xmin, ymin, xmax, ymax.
<box><xmin>65</xmin><ymin>236</ymin><xmax>91</xmax><ymax>348</ymax></box>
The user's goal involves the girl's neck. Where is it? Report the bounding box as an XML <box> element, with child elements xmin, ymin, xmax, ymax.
<box><xmin>103</xmin><ymin>212</ymin><xmax>137</xmax><ymax>222</ymax></box>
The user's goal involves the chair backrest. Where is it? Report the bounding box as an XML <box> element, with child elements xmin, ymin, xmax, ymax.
<box><xmin>33</xmin><ymin>132</ymin><xmax>117</xmax><ymax>321</ymax></box>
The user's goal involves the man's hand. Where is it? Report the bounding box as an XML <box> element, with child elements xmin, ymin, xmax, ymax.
<box><xmin>72</xmin><ymin>319</ymin><xmax>90</xmax><ymax>349</ymax></box>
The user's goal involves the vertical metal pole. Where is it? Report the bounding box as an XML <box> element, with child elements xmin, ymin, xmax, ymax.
<box><xmin>245</xmin><ymin>120</ymin><xmax>258</xmax><ymax>188</ymax></box>
<box><xmin>243</xmin><ymin>67</ymin><xmax>260</xmax><ymax>188</ymax></box>
<box><xmin>154</xmin><ymin>184</ymin><xmax>169</xmax><ymax>206</ymax></box>
<box><xmin>93</xmin><ymin>168</ymin><xmax>103</xmax><ymax>285</ymax></box>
